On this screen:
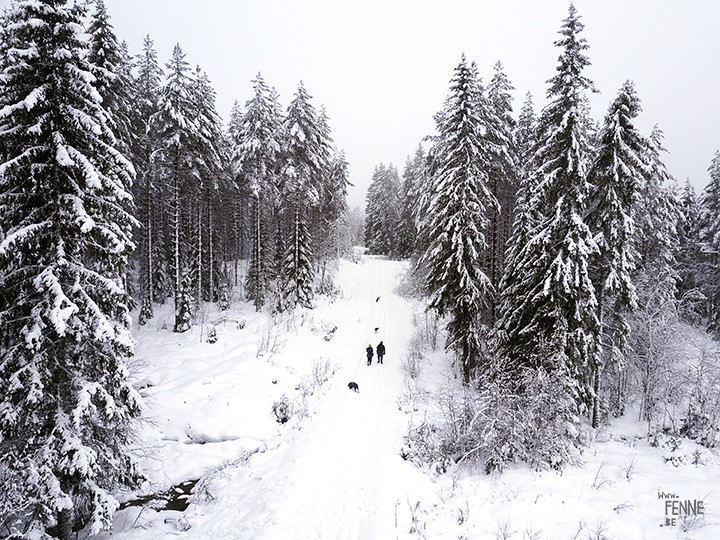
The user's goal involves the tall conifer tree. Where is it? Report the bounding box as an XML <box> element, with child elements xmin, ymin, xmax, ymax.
<box><xmin>486</xmin><ymin>61</ymin><xmax>518</xmax><ymax>307</ymax></box>
<box><xmin>233</xmin><ymin>73</ymin><xmax>281</xmax><ymax>311</ymax></box>
<box><xmin>586</xmin><ymin>80</ymin><xmax>649</xmax><ymax>425</ymax></box>
<box><xmin>132</xmin><ymin>35</ymin><xmax>166</xmax><ymax>324</ymax></box>
<box><xmin>153</xmin><ymin>44</ymin><xmax>215</xmax><ymax>331</ymax></box>
<box><xmin>0</xmin><ymin>1</ymin><xmax>141</xmax><ymax>536</ymax></box>
<box><xmin>698</xmin><ymin>151</ymin><xmax>720</xmax><ymax>331</ymax></box>
<box><xmin>496</xmin><ymin>4</ymin><xmax>599</xmax><ymax>410</ymax></box>
<box><xmin>279</xmin><ymin>82</ymin><xmax>329</xmax><ymax>310</ymax></box>
<box><xmin>422</xmin><ymin>55</ymin><xmax>498</xmax><ymax>382</ymax></box>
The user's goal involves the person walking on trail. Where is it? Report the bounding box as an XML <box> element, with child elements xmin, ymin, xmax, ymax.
<box><xmin>366</xmin><ymin>344</ymin><xmax>374</xmax><ymax>366</ymax></box>
<box><xmin>376</xmin><ymin>341</ymin><xmax>386</xmax><ymax>364</ymax></box>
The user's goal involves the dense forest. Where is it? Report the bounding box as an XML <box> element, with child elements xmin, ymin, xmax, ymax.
<box><xmin>0</xmin><ymin>0</ymin><xmax>719</xmax><ymax>538</ymax></box>
<box><xmin>0</xmin><ymin>0</ymin><xmax>356</xmax><ymax>537</ymax></box>
<box><xmin>365</xmin><ymin>6</ymin><xmax>720</xmax><ymax>472</ymax></box>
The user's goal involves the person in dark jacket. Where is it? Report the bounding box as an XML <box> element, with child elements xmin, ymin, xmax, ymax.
<box><xmin>376</xmin><ymin>341</ymin><xmax>385</xmax><ymax>364</ymax></box>
<box><xmin>366</xmin><ymin>344</ymin><xmax>373</xmax><ymax>366</ymax></box>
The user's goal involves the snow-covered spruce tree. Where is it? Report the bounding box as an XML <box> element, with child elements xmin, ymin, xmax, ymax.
<box><xmin>152</xmin><ymin>44</ymin><xmax>208</xmax><ymax>331</ymax></box>
<box><xmin>396</xmin><ymin>146</ymin><xmax>425</xmax><ymax>259</ymax></box>
<box><xmin>495</xmin><ymin>5</ymin><xmax>599</xmax><ymax>411</ymax></box>
<box><xmin>312</xmin><ymin>107</ymin><xmax>350</xmax><ymax>285</ymax></box>
<box><xmin>421</xmin><ymin>54</ymin><xmax>498</xmax><ymax>383</ymax></box>
<box><xmin>0</xmin><ymin>1</ymin><xmax>142</xmax><ymax>537</ymax></box>
<box><xmin>631</xmin><ymin>125</ymin><xmax>680</xmax><ymax>326</ymax></box>
<box><xmin>131</xmin><ymin>35</ymin><xmax>167</xmax><ymax>325</ymax></box>
<box><xmin>188</xmin><ymin>66</ymin><xmax>225</xmax><ymax>307</ymax></box>
<box><xmin>485</xmin><ymin>61</ymin><xmax>518</xmax><ymax>309</ymax></box>
<box><xmin>698</xmin><ymin>151</ymin><xmax>720</xmax><ymax>332</ymax></box>
<box><xmin>278</xmin><ymin>82</ymin><xmax>330</xmax><ymax>311</ymax></box>
<box><xmin>515</xmin><ymin>92</ymin><xmax>538</xmax><ymax>173</ymax></box>
<box><xmin>613</xmin><ymin>126</ymin><xmax>681</xmax><ymax>420</ymax></box>
<box><xmin>586</xmin><ymin>80</ymin><xmax>649</xmax><ymax>426</ymax></box>
<box><xmin>233</xmin><ymin>73</ymin><xmax>282</xmax><ymax>311</ymax></box>
<box><xmin>634</xmin><ymin>126</ymin><xmax>679</xmax><ymax>272</ymax></box>
<box><xmin>315</xmin><ymin>148</ymin><xmax>350</xmax><ymax>289</ymax></box>
<box><xmin>87</xmin><ymin>0</ymin><xmax>133</xmax><ymax>155</ymax></box>
<box><xmin>364</xmin><ymin>163</ymin><xmax>402</xmax><ymax>256</ymax></box>
<box><xmin>675</xmin><ymin>179</ymin><xmax>704</xmax><ymax>320</ymax></box>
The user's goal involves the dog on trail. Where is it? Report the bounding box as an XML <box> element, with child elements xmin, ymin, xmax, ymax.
<box><xmin>348</xmin><ymin>381</ymin><xmax>359</xmax><ymax>393</ymax></box>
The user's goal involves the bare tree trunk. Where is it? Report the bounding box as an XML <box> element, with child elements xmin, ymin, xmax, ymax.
<box><xmin>173</xmin><ymin>150</ymin><xmax>182</xmax><ymax>330</ymax></box>
<box><xmin>145</xmin><ymin>164</ymin><xmax>154</xmax><ymax>306</ymax></box>
<box><xmin>197</xmin><ymin>202</ymin><xmax>203</xmax><ymax>309</ymax></box>
<box><xmin>254</xmin><ymin>194</ymin><xmax>262</xmax><ymax>312</ymax></box>
<box><xmin>208</xmin><ymin>191</ymin><xmax>214</xmax><ymax>302</ymax></box>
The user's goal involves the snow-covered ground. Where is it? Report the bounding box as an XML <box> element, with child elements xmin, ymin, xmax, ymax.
<box><xmin>98</xmin><ymin>255</ymin><xmax>720</xmax><ymax>540</ymax></box>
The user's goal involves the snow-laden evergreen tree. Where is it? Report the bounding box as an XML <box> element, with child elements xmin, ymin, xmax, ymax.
<box><xmin>312</xmin><ymin>106</ymin><xmax>349</xmax><ymax>286</ymax></box>
<box><xmin>188</xmin><ymin>66</ymin><xmax>225</xmax><ymax>307</ymax></box>
<box><xmin>485</xmin><ymin>61</ymin><xmax>518</xmax><ymax>306</ymax></box>
<box><xmin>495</xmin><ymin>4</ymin><xmax>599</xmax><ymax>410</ymax></box>
<box><xmin>421</xmin><ymin>54</ymin><xmax>498</xmax><ymax>382</ymax></box>
<box><xmin>675</xmin><ymin>179</ymin><xmax>703</xmax><ymax>316</ymax></box>
<box><xmin>364</xmin><ymin>163</ymin><xmax>402</xmax><ymax>256</ymax></box>
<box><xmin>153</xmin><ymin>44</ymin><xmax>219</xmax><ymax>331</ymax></box>
<box><xmin>0</xmin><ymin>1</ymin><xmax>142</xmax><ymax>536</ymax></box>
<box><xmin>515</xmin><ymin>92</ymin><xmax>538</xmax><ymax>179</ymax></box>
<box><xmin>396</xmin><ymin>146</ymin><xmax>426</xmax><ymax>259</ymax></box>
<box><xmin>633</xmin><ymin>125</ymin><xmax>679</xmax><ymax>289</ymax></box>
<box><xmin>278</xmin><ymin>82</ymin><xmax>330</xmax><ymax>310</ymax></box>
<box><xmin>87</xmin><ymin>0</ymin><xmax>133</xmax><ymax>154</ymax></box>
<box><xmin>315</xmin><ymin>148</ymin><xmax>350</xmax><ymax>285</ymax></box>
<box><xmin>586</xmin><ymin>80</ymin><xmax>649</xmax><ymax>425</ymax></box>
<box><xmin>232</xmin><ymin>73</ymin><xmax>282</xmax><ymax>311</ymax></box>
<box><xmin>698</xmin><ymin>151</ymin><xmax>720</xmax><ymax>331</ymax></box>
<box><xmin>132</xmin><ymin>35</ymin><xmax>167</xmax><ymax>325</ymax></box>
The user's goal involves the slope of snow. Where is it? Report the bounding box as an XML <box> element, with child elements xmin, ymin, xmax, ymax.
<box><xmin>96</xmin><ymin>255</ymin><xmax>720</xmax><ymax>540</ymax></box>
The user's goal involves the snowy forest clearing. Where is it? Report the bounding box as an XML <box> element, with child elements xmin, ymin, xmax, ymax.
<box><xmin>94</xmin><ymin>256</ymin><xmax>720</xmax><ymax>540</ymax></box>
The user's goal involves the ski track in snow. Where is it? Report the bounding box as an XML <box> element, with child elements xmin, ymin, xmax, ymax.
<box><xmin>243</xmin><ymin>256</ymin><xmax>411</xmax><ymax>539</ymax></box>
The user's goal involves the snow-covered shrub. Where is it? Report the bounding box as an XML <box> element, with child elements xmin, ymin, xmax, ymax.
<box><xmin>309</xmin><ymin>357</ymin><xmax>335</xmax><ymax>388</ymax></box>
<box><xmin>516</xmin><ymin>367</ymin><xmax>583</xmax><ymax>470</ymax></box>
<box><xmin>401</xmin><ymin>347</ymin><xmax>424</xmax><ymax>380</ymax></box>
<box><xmin>206</xmin><ymin>326</ymin><xmax>218</xmax><ymax>344</ymax></box>
<box><xmin>411</xmin><ymin>368</ymin><xmax>583</xmax><ymax>474</ymax></box>
<box><xmin>174</xmin><ymin>270</ymin><xmax>194</xmax><ymax>332</ymax></box>
<box><xmin>397</xmin><ymin>379</ymin><xmax>431</xmax><ymax>412</ymax></box>
<box><xmin>316</xmin><ymin>272</ymin><xmax>341</xmax><ymax>300</ymax></box>
<box><xmin>401</xmin><ymin>420</ymin><xmax>449</xmax><ymax>475</ymax></box>
<box><xmin>678</xmin><ymin>341</ymin><xmax>720</xmax><ymax>448</ymax></box>
<box><xmin>272</xmin><ymin>396</ymin><xmax>291</xmax><ymax>424</ymax></box>
<box><xmin>257</xmin><ymin>319</ymin><xmax>286</xmax><ymax>360</ymax></box>
<box><xmin>320</xmin><ymin>322</ymin><xmax>337</xmax><ymax>342</ymax></box>
<box><xmin>412</xmin><ymin>309</ymin><xmax>439</xmax><ymax>351</ymax></box>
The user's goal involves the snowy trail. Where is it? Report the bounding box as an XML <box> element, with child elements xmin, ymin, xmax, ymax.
<box><xmin>100</xmin><ymin>256</ymin><xmax>428</xmax><ymax>540</ymax></box>
<box><xmin>250</xmin><ymin>256</ymin><xmax>414</xmax><ymax>539</ymax></box>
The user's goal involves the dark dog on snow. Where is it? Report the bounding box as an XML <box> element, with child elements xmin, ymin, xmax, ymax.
<box><xmin>348</xmin><ymin>382</ymin><xmax>359</xmax><ymax>393</ymax></box>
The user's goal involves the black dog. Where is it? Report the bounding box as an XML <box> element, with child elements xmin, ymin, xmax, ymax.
<box><xmin>348</xmin><ymin>382</ymin><xmax>359</xmax><ymax>393</ymax></box>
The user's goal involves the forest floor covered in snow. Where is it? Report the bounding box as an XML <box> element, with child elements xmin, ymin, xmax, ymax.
<box><xmin>95</xmin><ymin>255</ymin><xmax>720</xmax><ymax>540</ymax></box>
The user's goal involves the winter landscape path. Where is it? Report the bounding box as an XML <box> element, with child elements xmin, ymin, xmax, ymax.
<box><xmin>106</xmin><ymin>255</ymin><xmax>431</xmax><ymax>540</ymax></box>
<box><xmin>246</xmin><ymin>256</ymin><xmax>419</xmax><ymax>539</ymax></box>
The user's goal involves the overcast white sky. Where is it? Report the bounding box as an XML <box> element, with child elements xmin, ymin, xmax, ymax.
<box><xmin>4</xmin><ymin>0</ymin><xmax>720</xmax><ymax>209</ymax></box>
